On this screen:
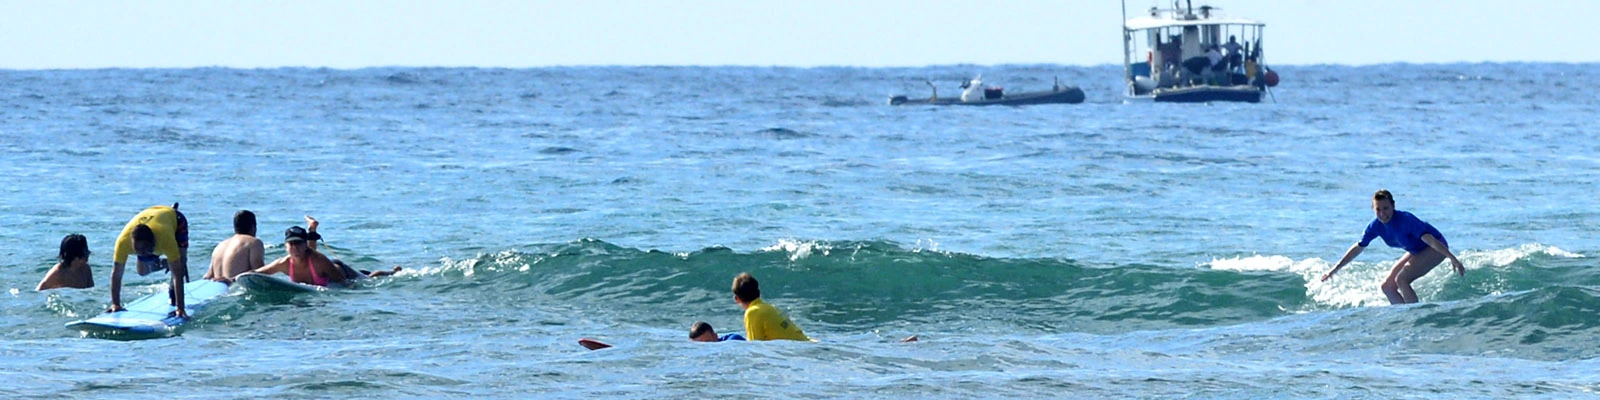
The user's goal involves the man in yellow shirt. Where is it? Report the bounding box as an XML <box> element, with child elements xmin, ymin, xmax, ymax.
<box><xmin>732</xmin><ymin>272</ymin><xmax>811</xmax><ymax>341</ymax></box>
<box><xmin>107</xmin><ymin>204</ymin><xmax>191</xmax><ymax>319</ymax></box>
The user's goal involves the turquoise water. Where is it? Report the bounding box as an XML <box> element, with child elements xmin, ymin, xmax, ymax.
<box><xmin>2</xmin><ymin>64</ymin><xmax>1598</xmax><ymax>398</ymax></box>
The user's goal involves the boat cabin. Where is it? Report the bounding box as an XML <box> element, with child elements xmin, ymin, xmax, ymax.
<box><xmin>1122</xmin><ymin>1</ymin><xmax>1271</xmax><ymax>102</ymax></box>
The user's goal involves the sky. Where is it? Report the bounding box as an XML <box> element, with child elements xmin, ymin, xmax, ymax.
<box><xmin>1</xmin><ymin>0</ymin><xmax>1596</xmax><ymax>69</ymax></box>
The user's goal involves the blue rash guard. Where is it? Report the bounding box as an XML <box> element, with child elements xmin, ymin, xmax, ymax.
<box><xmin>1359</xmin><ymin>210</ymin><xmax>1447</xmax><ymax>253</ymax></box>
<box><xmin>719</xmin><ymin>333</ymin><xmax>746</xmax><ymax>341</ymax></box>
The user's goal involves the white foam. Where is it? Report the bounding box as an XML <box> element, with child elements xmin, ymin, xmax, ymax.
<box><xmin>1207</xmin><ymin>254</ymin><xmax>1297</xmax><ymax>272</ymax></box>
<box><xmin>1303</xmin><ymin>258</ymin><xmax>1394</xmax><ymax>309</ymax></box>
<box><xmin>761</xmin><ymin>239</ymin><xmax>832</xmax><ymax>261</ymax></box>
<box><xmin>1467</xmin><ymin>243</ymin><xmax>1583</xmax><ymax>267</ymax></box>
<box><xmin>1210</xmin><ymin>254</ymin><xmax>1393</xmax><ymax>308</ymax></box>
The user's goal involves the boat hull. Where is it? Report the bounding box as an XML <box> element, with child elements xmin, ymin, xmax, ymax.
<box><xmin>1146</xmin><ymin>85</ymin><xmax>1262</xmax><ymax>103</ymax></box>
<box><xmin>890</xmin><ymin>87</ymin><xmax>1086</xmax><ymax>106</ymax></box>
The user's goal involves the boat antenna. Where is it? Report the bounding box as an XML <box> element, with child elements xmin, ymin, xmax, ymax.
<box><xmin>1121</xmin><ymin>0</ymin><xmax>1131</xmax><ymax>91</ymax></box>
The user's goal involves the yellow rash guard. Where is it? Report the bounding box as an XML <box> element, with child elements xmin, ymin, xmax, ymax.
<box><xmin>111</xmin><ymin>205</ymin><xmax>184</xmax><ymax>264</ymax></box>
<box><xmin>743</xmin><ymin>298</ymin><xmax>811</xmax><ymax>341</ymax></box>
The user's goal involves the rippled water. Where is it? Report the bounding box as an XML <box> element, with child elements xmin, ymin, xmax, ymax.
<box><xmin>2</xmin><ymin>64</ymin><xmax>1598</xmax><ymax>398</ymax></box>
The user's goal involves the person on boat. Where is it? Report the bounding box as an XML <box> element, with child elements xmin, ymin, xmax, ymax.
<box><xmin>690</xmin><ymin>321</ymin><xmax>746</xmax><ymax>342</ymax></box>
<box><xmin>203</xmin><ymin>210</ymin><xmax>265</xmax><ymax>284</ymax></box>
<box><xmin>1321</xmin><ymin>189</ymin><xmax>1466</xmax><ymax>305</ymax></box>
<box><xmin>106</xmin><ymin>204</ymin><xmax>192</xmax><ymax>319</ymax></box>
<box><xmin>1180</xmin><ymin>51</ymin><xmax>1211</xmax><ymax>85</ymax></box>
<box><xmin>1206</xmin><ymin>45</ymin><xmax>1226</xmax><ymax>84</ymax></box>
<box><xmin>250</xmin><ymin>226</ymin><xmax>350</xmax><ymax>287</ymax></box>
<box><xmin>1245</xmin><ymin>56</ymin><xmax>1261</xmax><ymax>85</ymax></box>
<box><xmin>37</xmin><ymin>234</ymin><xmax>93</xmax><ymax>291</ymax></box>
<box><xmin>732</xmin><ymin>272</ymin><xmax>812</xmax><ymax>341</ymax></box>
<box><xmin>1159</xmin><ymin>34</ymin><xmax>1183</xmax><ymax>71</ymax></box>
<box><xmin>1222</xmin><ymin>35</ymin><xmax>1244</xmax><ymax>72</ymax></box>
<box><xmin>959</xmin><ymin>77</ymin><xmax>985</xmax><ymax>103</ymax></box>
<box><xmin>302</xmin><ymin>215</ymin><xmax>402</xmax><ymax>279</ymax></box>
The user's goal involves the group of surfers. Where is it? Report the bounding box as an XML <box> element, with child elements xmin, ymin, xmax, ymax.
<box><xmin>36</xmin><ymin>205</ymin><xmax>397</xmax><ymax>320</ymax></box>
<box><xmin>589</xmin><ymin>189</ymin><xmax>1467</xmax><ymax>348</ymax></box>
<box><xmin>579</xmin><ymin>271</ymin><xmax>924</xmax><ymax>350</ymax></box>
<box><xmin>39</xmin><ymin>188</ymin><xmax>1467</xmax><ymax>340</ymax></box>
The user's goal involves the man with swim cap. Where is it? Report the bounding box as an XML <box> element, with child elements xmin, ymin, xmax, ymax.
<box><xmin>204</xmin><ymin>210</ymin><xmax>265</xmax><ymax>284</ymax></box>
<box><xmin>107</xmin><ymin>204</ymin><xmax>191</xmax><ymax>319</ymax></box>
<box><xmin>732</xmin><ymin>272</ymin><xmax>811</xmax><ymax>341</ymax></box>
<box><xmin>1321</xmin><ymin>189</ymin><xmax>1466</xmax><ymax>304</ymax></box>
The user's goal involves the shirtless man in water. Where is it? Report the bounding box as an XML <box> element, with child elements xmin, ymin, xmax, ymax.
<box><xmin>204</xmin><ymin>210</ymin><xmax>265</xmax><ymax>284</ymax></box>
<box><xmin>37</xmin><ymin>234</ymin><xmax>94</xmax><ymax>291</ymax></box>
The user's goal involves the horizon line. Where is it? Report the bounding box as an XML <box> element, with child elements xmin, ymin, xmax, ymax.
<box><xmin>3</xmin><ymin>60</ymin><xmax>1597</xmax><ymax>72</ymax></box>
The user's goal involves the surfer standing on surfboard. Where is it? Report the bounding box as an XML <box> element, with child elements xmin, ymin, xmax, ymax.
<box><xmin>1320</xmin><ymin>189</ymin><xmax>1466</xmax><ymax>304</ymax></box>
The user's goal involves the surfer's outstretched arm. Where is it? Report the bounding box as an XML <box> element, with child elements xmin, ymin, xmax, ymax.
<box><xmin>1320</xmin><ymin>243</ymin><xmax>1366</xmax><ymax>282</ymax></box>
<box><xmin>253</xmin><ymin>257</ymin><xmax>290</xmax><ymax>275</ymax></box>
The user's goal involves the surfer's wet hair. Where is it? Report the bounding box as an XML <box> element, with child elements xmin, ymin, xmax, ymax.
<box><xmin>732</xmin><ymin>272</ymin><xmax>761</xmax><ymax>303</ymax></box>
<box><xmin>689</xmin><ymin>321</ymin><xmax>715</xmax><ymax>339</ymax></box>
<box><xmin>132</xmin><ymin>224</ymin><xmax>156</xmax><ymax>247</ymax></box>
<box><xmin>59</xmin><ymin>233</ymin><xmax>89</xmax><ymax>262</ymax></box>
<box><xmin>233</xmin><ymin>210</ymin><xmax>256</xmax><ymax>235</ymax></box>
<box><xmin>1373</xmin><ymin>189</ymin><xmax>1394</xmax><ymax>205</ymax></box>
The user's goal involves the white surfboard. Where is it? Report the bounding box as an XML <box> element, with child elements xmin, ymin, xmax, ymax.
<box><xmin>233</xmin><ymin>272</ymin><xmax>327</xmax><ymax>293</ymax></box>
<box><xmin>65</xmin><ymin>279</ymin><xmax>229</xmax><ymax>337</ymax></box>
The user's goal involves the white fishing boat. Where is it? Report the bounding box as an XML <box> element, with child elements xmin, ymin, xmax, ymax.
<box><xmin>1122</xmin><ymin>1</ymin><xmax>1279</xmax><ymax>103</ymax></box>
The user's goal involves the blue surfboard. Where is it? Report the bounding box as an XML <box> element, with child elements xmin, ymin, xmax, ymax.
<box><xmin>65</xmin><ymin>279</ymin><xmax>229</xmax><ymax>337</ymax></box>
<box><xmin>233</xmin><ymin>272</ymin><xmax>327</xmax><ymax>293</ymax></box>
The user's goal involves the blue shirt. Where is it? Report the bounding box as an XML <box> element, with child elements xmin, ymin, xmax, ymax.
<box><xmin>1359</xmin><ymin>210</ymin><xmax>1447</xmax><ymax>253</ymax></box>
<box><xmin>719</xmin><ymin>333</ymin><xmax>746</xmax><ymax>341</ymax></box>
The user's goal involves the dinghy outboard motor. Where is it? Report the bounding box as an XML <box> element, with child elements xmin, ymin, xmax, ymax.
<box><xmin>984</xmin><ymin>87</ymin><xmax>1003</xmax><ymax>100</ymax></box>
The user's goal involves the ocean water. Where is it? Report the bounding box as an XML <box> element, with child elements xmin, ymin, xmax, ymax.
<box><xmin>1</xmin><ymin>63</ymin><xmax>1598</xmax><ymax>398</ymax></box>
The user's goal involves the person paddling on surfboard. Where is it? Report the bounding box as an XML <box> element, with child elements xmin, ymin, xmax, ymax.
<box><xmin>203</xmin><ymin>210</ymin><xmax>266</xmax><ymax>284</ymax></box>
<box><xmin>732</xmin><ymin>272</ymin><xmax>812</xmax><ymax>341</ymax></box>
<box><xmin>301</xmin><ymin>215</ymin><xmax>401</xmax><ymax>279</ymax></box>
<box><xmin>37</xmin><ymin>234</ymin><xmax>94</xmax><ymax>291</ymax></box>
<box><xmin>578</xmin><ymin>321</ymin><xmax>746</xmax><ymax>351</ymax></box>
<box><xmin>1321</xmin><ymin>189</ymin><xmax>1466</xmax><ymax>304</ymax></box>
<box><xmin>690</xmin><ymin>321</ymin><xmax>746</xmax><ymax>342</ymax></box>
<box><xmin>250</xmin><ymin>226</ymin><xmax>350</xmax><ymax>287</ymax></box>
<box><xmin>579</xmin><ymin>321</ymin><xmax>746</xmax><ymax>351</ymax></box>
<box><xmin>107</xmin><ymin>204</ymin><xmax>192</xmax><ymax>319</ymax></box>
